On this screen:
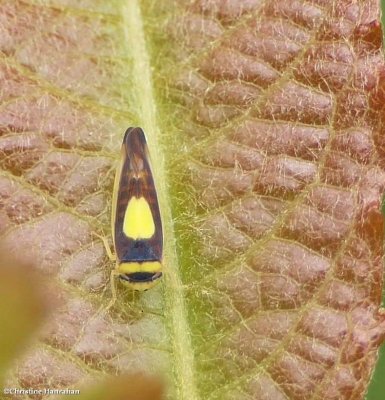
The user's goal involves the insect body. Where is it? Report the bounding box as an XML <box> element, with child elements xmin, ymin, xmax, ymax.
<box><xmin>111</xmin><ymin>127</ymin><xmax>163</xmax><ymax>291</ymax></box>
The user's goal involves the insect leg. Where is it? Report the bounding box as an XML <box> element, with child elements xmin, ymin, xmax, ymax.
<box><xmin>92</xmin><ymin>232</ymin><xmax>116</xmax><ymax>262</ymax></box>
<box><xmin>105</xmin><ymin>268</ymin><xmax>119</xmax><ymax>311</ymax></box>
<box><xmin>95</xmin><ymin>269</ymin><xmax>119</xmax><ymax>317</ymax></box>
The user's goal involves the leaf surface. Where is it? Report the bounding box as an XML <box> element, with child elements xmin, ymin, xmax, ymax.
<box><xmin>1</xmin><ymin>1</ymin><xmax>385</xmax><ymax>400</ymax></box>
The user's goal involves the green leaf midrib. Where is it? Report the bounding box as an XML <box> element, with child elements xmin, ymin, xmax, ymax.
<box><xmin>121</xmin><ymin>2</ymin><xmax>198</xmax><ymax>399</ymax></box>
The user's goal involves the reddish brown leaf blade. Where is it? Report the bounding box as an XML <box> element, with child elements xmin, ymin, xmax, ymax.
<box><xmin>0</xmin><ymin>246</ymin><xmax>50</xmax><ymax>382</ymax></box>
<box><xmin>73</xmin><ymin>375</ymin><xmax>163</xmax><ymax>400</ymax></box>
<box><xmin>168</xmin><ymin>0</ymin><xmax>385</xmax><ymax>399</ymax></box>
<box><xmin>0</xmin><ymin>0</ymin><xmax>168</xmax><ymax>396</ymax></box>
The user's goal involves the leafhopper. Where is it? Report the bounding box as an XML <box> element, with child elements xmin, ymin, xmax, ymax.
<box><xmin>102</xmin><ymin>127</ymin><xmax>163</xmax><ymax>291</ymax></box>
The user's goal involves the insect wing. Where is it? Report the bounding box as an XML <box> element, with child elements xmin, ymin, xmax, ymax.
<box><xmin>112</xmin><ymin>127</ymin><xmax>163</xmax><ymax>264</ymax></box>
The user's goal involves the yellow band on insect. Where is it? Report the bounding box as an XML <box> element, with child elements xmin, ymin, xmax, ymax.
<box><xmin>123</xmin><ymin>196</ymin><xmax>155</xmax><ymax>239</ymax></box>
<box><xmin>118</xmin><ymin>261</ymin><xmax>162</xmax><ymax>274</ymax></box>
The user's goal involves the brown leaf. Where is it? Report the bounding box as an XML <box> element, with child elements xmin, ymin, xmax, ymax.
<box><xmin>69</xmin><ymin>375</ymin><xmax>163</xmax><ymax>400</ymax></box>
<box><xmin>1</xmin><ymin>0</ymin><xmax>385</xmax><ymax>400</ymax></box>
<box><xmin>0</xmin><ymin>246</ymin><xmax>50</xmax><ymax>382</ymax></box>
<box><xmin>167</xmin><ymin>0</ymin><xmax>385</xmax><ymax>399</ymax></box>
